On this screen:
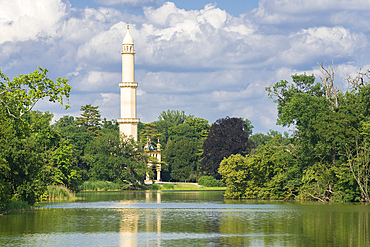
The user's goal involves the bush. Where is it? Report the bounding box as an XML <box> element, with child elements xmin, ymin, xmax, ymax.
<box><xmin>163</xmin><ymin>183</ymin><xmax>175</xmax><ymax>189</ymax></box>
<box><xmin>148</xmin><ymin>184</ymin><xmax>161</xmax><ymax>190</ymax></box>
<box><xmin>198</xmin><ymin>176</ymin><xmax>224</xmax><ymax>187</ymax></box>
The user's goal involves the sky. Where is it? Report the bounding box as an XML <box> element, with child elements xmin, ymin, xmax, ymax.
<box><xmin>1</xmin><ymin>0</ymin><xmax>370</xmax><ymax>134</ymax></box>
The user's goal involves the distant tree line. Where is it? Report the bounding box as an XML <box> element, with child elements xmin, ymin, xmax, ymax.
<box><xmin>0</xmin><ymin>67</ymin><xmax>256</xmax><ymax>210</ymax></box>
<box><xmin>3</xmin><ymin>62</ymin><xmax>369</xmax><ymax>211</ymax></box>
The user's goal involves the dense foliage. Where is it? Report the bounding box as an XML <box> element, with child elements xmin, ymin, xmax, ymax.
<box><xmin>0</xmin><ymin>69</ymin><xmax>149</xmax><ymax>210</ymax></box>
<box><xmin>85</xmin><ymin>129</ymin><xmax>148</xmax><ymax>188</ymax></box>
<box><xmin>4</xmin><ymin>63</ymin><xmax>369</xmax><ymax>210</ymax></box>
<box><xmin>220</xmin><ymin>66</ymin><xmax>370</xmax><ymax>202</ymax></box>
<box><xmin>0</xmin><ymin>68</ymin><xmax>72</xmax><ymax>208</ymax></box>
<box><xmin>146</xmin><ymin>110</ymin><xmax>210</xmax><ymax>182</ymax></box>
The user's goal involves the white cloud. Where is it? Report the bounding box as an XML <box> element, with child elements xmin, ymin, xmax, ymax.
<box><xmin>137</xmin><ymin>69</ymin><xmax>245</xmax><ymax>94</ymax></box>
<box><xmin>232</xmin><ymin>104</ymin><xmax>280</xmax><ymax>132</ymax></box>
<box><xmin>76</xmin><ymin>21</ymin><xmax>124</xmax><ymax>65</ymax></box>
<box><xmin>207</xmin><ymin>83</ymin><xmax>265</xmax><ymax>103</ymax></box>
<box><xmin>330</xmin><ymin>11</ymin><xmax>370</xmax><ymax>32</ymax></box>
<box><xmin>2</xmin><ymin>1</ymin><xmax>370</xmax><ymax>134</ymax></box>
<box><xmin>61</xmin><ymin>7</ymin><xmax>124</xmax><ymax>43</ymax></box>
<box><xmin>0</xmin><ymin>0</ymin><xmax>67</xmax><ymax>44</ymax></box>
<box><xmin>93</xmin><ymin>0</ymin><xmax>163</xmax><ymax>7</ymax></box>
<box><xmin>73</xmin><ymin>71</ymin><xmax>120</xmax><ymax>92</ymax></box>
<box><xmin>280</xmin><ymin>26</ymin><xmax>367</xmax><ymax>65</ymax></box>
<box><xmin>93</xmin><ymin>93</ymin><xmax>120</xmax><ymax>120</ymax></box>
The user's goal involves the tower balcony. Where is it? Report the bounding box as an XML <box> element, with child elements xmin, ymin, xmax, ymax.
<box><xmin>118</xmin><ymin>118</ymin><xmax>140</xmax><ymax>124</ymax></box>
<box><xmin>121</xmin><ymin>45</ymin><xmax>135</xmax><ymax>54</ymax></box>
<box><xmin>119</xmin><ymin>82</ymin><xmax>138</xmax><ymax>88</ymax></box>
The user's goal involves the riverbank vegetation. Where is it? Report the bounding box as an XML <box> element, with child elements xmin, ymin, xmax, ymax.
<box><xmin>44</xmin><ymin>185</ymin><xmax>77</xmax><ymax>201</ymax></box>
<box><xmin>79</xmin><ymin>181</ymin><xmax>129</xmax><ymax>191</ymax></box>
<box><xmin>147</xmin><ymin>183</ymin><xmax>226</xmax><ymax>190</ymax></box>
<box><xmin>2</xmin><ymin>63</ymin><xmax>370</xmax><ymax>211</ymax></box>
<box><xmin>219</xmin><ymin>64</ymin><xmax>370</xmax><ymax>202</ymax></box>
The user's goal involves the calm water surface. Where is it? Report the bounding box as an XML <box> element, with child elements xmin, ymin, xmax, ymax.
<box><xmin>0</xmin><ymin>190</ymin><xmax>369</xmax><ymax>246</ymax></box>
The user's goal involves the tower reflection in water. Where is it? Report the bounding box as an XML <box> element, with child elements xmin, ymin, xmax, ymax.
<box><xmin>117</xmin><ymin>192</ymin><xmax>162</xmax><ymax>246</ymax></box>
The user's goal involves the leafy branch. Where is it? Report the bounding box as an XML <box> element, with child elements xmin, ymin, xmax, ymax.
<box><xmin>0</xmin><ymin>67</ymin><xmax>71</xmax><ymax>119</ymax></box>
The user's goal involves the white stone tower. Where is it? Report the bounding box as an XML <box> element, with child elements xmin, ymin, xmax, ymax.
<box><xmin>118</xmin><ymin>23</ymin><xmax>139</xmax><ymax>141</ymax></box>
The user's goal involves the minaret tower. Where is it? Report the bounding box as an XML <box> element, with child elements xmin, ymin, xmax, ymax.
<box><xmin>118</xmin><ymin>23</ymin><xmax>139</xmax><ymax>140</ymax></box>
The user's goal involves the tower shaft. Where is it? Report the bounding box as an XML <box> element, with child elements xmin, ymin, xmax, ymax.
<box><xmin>118</xmin><ymin>24</ymin><xmax>139</xmax><ymax>141</ymax></box>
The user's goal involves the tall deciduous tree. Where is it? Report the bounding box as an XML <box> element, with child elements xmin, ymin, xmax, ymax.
<box><xmin>164</xmin><ymin>123</ymin><xmax>201</xmax><ymax>181</ymax></box>
<box><xmin>0</xmin><ymin>68</ymin><xmax>71</xmax><ymax>207</ymax></box>
<box><xmin>201</xmin><ymin>117</ymin><xmax>254</xmax><ymax>179</ymax></box>
<box><xmin>154</xmin><ymin>110</ymin><xmax>188</xmax><ymax>149</ymax></box>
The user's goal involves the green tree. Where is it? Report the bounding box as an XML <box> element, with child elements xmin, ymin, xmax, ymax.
<box><xmin>198</xmin><ymin>175</ymin><xmax>224</xmax><ymax>187</ymax></box>
<box><xmin>26</xmin><ymin>111</ymin><xmax>82</xmax><ymax>192</ymax></box>
<box><xmin>266</xmin><ymin>66</ymin><xmax>370</xmax><ymax>201</ymax></box>
<box><xmin>218</xmin><ymin>154</ymin><xmax>251</xmax><ymax>199</ymax></box>
<box><xmin>240</xmin><ymin>118</ymin><xmax>254</xmax><ymax>136</ymax></box>
<box><xmin>138</xmin><ymin>122</ymin><xmax>160</xmax><ymax>148</ymax></box>
<box><xmin>102</xmin><ymin>118</ymin><xmax>119</xmax><ymax>131</ymax></box>
<box><xmin>250</xmin><ymin>130</ymin><xmax>290</xmax><ymax>149</ymax></box>
<box><xmin>0</xmin><ymin>107</ymin><xmax>22</xmax><ymax>207</ymax></box>
<box><xmin>219</xmin><ymin>136</ymin><xmax>293</xmax><ymax>199</ymax></box>
<box><xmin>160</xmin><ymin>116</ymin><xmax>209</xmax><ymax>182</ymax></box>
<box><xmin>184</xmin><ymin>116</ymin><xmax>210</xmax><ymax>141</ymax></box>
<box><xmin>154</xmin><ymin>110</ymin><xmax>188</xmax><ymax>149</ymax></box>
<box><xmin>76</xmin><ymin>104</ymin><xmax>101</xmax><ymax>137</ymax></box>
<box><xmin>164</xmin><ymin>123</ymin><xmax>201</xmax><ymax>181</ymax></box>
<box><xmin>0</xmin><ymin>68</ymin><xmax>71</xmax><ymax>207</ymax></box>
<box><xmin>266</xmin><ymin>73</ymin><xmax>333</xmax><ymax>192</ymax></box>
<box><xmin>53</xmin><ymin>115</ymin><xmax>94</xmax><ymax>176</ymax></box>
<box><xmin>85</xmin><ymin>128</ymin><xmax>148</xmax><ymax>188</ymax></box>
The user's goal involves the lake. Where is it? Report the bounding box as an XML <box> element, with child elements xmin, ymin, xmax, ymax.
<box><xmin>0</xmin><ymin>190</ymin><xmax>369</xmax><ymax>246</ymax></box>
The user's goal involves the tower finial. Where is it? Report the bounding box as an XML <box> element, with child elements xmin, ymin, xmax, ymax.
<box><xmin>122</xmin><ymin>22</ymin><xmax>134</xmax><ymax>44</ymax></box>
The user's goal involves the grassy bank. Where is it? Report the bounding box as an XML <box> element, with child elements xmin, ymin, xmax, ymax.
<box><xmin>79</xmin><ymin>181</ymin><xmax>130</xmax><ymax>191</ymax></box>
<box><xmin>78</xmin><ymin>181</ymin><xmax>225</xmax><ymax>191</ymax></box>
<box><xmin>148</xmin><ymin>183</ymin><xmax>226</xmax><ymax>190</ymax></box>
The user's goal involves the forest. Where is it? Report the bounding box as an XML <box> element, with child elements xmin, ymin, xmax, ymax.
<box><xmin>1</xmin><ymin>63</ymin><xmax>370</xmax><ymax>211</ymax></box>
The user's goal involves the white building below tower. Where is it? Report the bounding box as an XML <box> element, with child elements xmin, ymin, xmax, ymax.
<box><xmin>118</xmin><ymin>23</ymin><xmax>139</xmax><ymax>141</ymax></box>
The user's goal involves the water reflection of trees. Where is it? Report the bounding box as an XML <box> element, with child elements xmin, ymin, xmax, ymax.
<box><xmin>1</xmin><ymin>192</ymin><xmax>370</xmax><ymax>246</ymax></box>
<box><xmin>219</xmin><ymin>205</ymin><xmax>370</xmax><ymax>246</ymax></box>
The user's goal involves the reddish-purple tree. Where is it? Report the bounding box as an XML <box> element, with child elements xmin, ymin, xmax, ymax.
<box><xmin>201</xmin><ymin>117</ymin><xmax>254</xmax><ymax>179</ymax></box>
